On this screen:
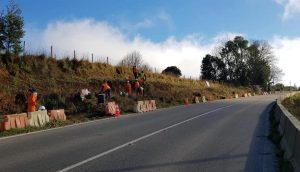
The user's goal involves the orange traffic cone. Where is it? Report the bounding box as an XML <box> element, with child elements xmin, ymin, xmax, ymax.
<box><xmin>115</xmin><ymin>105</ymin><xmax>121</xmax><ymax>117</ymax></box>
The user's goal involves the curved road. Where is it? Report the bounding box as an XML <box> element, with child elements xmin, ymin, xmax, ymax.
<box><xmin>0</xmin><ymin>95</ymin><xmax>278</xmax><ymax>172</ymax></box>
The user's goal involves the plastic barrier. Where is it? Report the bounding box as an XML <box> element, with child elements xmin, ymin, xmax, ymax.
<box><xmin>242</xmin><ymin>93</ymin><xmax>248</xmax><ymax>97</ymax></box>
<box><xmin>184</xmin><ymin>98</ymin><xmax>189</xmax><ymax>105</ymax></box>
<box><xmin>134</xmin><ymin>100</ymin><xmax>157</xmax><ymax>113</ymax></box>
<box><xmin>134</xmin><ymin>101</ymin><xmax>144</xmax><ymax>113</ymax></box>
<box><xmin>28</xmin><ymin>110</ymin><xmax>49</xmax><ymax>127</ymax></box>
<box><xmin>234</xmin><ymin>94</ymin><xmax>239</xmax><ymax>99</ymax></box>
<box><xmin>194</xmin><ymin>97</ymin><xmax>200</xmax><ymax>103</ymax></box>
<box><xmin>48</xmin><ymin>109</ymin><xmax>67</xmax><ymax>121</ymax></box>
<box><xmin>207</xmin><ymin>96</ymin><xmax>213</xmax><ymax>101</ymax></box>
<box><xmin>248</xmin><ymin>93</ymin><xmax>252</xmax><ymax>97</ymax></box>
<box><xmin>0</xmin><ymin>113</ymin><xmax>29</xmax><ymax>131</ymax></box>
<box><xmin>150</xmin><ymin>100</ymin><xmax>157</xmax><ymax>110</ymax></box>
<box><xmin>105</xmin><ymin>102</ymin><xmax>121</xmax><ymax>116</ymax></box>
<box><xmin>202</xmin><ymin>96</ymin><xmax>207</xmax><ymax>103</ymax></box>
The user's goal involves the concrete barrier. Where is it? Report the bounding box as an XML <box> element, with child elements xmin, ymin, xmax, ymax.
<box><xmin>275</xmin><ymin>92</ymin><xmax>300</xmax><ymax>171</ymax></box>
<box><xmin>0</xmin><ymin>113</ymin><xmax>29</xmax><ymax>131</ymax></box>
<box><xmin>28</xmin><ymin>110</ymin><xmax>49</xmax><ymax>127</ymax></box>
<box><xmin>48</xmin><ymin>109</ymin><xmax>67</xmax><ymax>121</ymax></box>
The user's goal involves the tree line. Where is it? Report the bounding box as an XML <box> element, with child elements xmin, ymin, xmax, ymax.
<box><xmin>201</xmin><ymin>36</ymin><xmax>283</xmax><ymax>90</ymax></box>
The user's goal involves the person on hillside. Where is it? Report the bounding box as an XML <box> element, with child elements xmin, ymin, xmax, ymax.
<box><xmin>134</xmin><ymin>79</ymin><xmax>140</xmax><ymax>96</ymax></box>
<box><xmin>101</xmin><ymin>80</ymin><xmax>111</xmax><ymax>98</ymax></box>
<box><xmin>140</xmin><ymin>71</ymin><xmax>147</xmax><ymax>85</ymax></box>
<box><xmin>27</xmin><ymin>87</ymin><xmax>37</xmax><ymax>112</ymax></box>
<box><xmin>125</xmin><ymin>80</ymin><xmax>132</xmax><ymax>96</ymax></box>
<box><xmin>132</xmin><ymin>65</ymin><xmax>138</xmax><ymax>79</ymax></box>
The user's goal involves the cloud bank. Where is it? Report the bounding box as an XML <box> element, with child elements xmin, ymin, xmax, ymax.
<box><xmin>275</xmin><ymin>0</ymin><xmax>300</xmax><ymax>19</ymax></box>
<box><xmin>25</xmin><ymin>18</ymin><xmax>299</xmax><ymax>86</ymax></box>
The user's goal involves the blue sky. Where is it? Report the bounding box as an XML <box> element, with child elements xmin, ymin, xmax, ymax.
<box><xmin>1</xmin><ymin>0</ymin><xmax>299</xmax><ymax>41</ymax></box>
<box><xmin>1</xmin><ymin>0</ymin><xmax>300</xmax><ymax>85</ymax></box>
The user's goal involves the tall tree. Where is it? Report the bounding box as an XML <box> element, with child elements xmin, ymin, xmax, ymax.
<box><xmin>2</xmin><ymin>0</ymin><xmax>25</xmax><ymax>55</ymax></box>
<box><xmin>118</xmin><ymin>50</ymin><xmax>143</xmax><ymax>67</ymax></box>
<box><xmin>0</xmin><ymin>12</ymin><xmax>5</xmax><ymax>52</ymax></box>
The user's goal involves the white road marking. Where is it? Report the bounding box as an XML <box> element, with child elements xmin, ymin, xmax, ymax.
<box><xmin>57</xmin><ymin>105</ymin><xmax>233</xmax><ymax>172</ymax></box>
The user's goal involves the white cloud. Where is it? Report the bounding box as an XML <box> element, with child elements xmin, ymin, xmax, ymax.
<box><xmin>26</xmin><ymin>18</ymin><xmax>216</xmax><ymax>78</ymax></box>
<box><xmin>27</xmin><ymin>18</ymin><xmax>300</xmax><ymax>87</ymax></box>
<box><xmin>271</xmin><ymin>36</ymin><xmax>300</xmax><ymax>86</ymax></box>
<box><xmin>275</xmin><ymin>0</ymin><xmax>300</xmax><ymax>19</ymax></box>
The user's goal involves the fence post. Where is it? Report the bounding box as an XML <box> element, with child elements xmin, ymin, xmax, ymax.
<box><xmin>50</xmin><ymin>45</ymin><xmax>53</xmax><ymax>58</ymax></box>
<box><xmin>23</xmin><ymin>41</ymin><xmax>26</xmax><ymax>56</ymax></box>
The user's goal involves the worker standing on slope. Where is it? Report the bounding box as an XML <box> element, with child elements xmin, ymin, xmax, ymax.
<box><xmin>135</xmin><ymin>79</ymin><xmax>140</xmax><ymax>96</ymax></box>
<box><xmin>132</xmin><ymin>65</ymin><xmax>138</xmax><ymax>80</ymax></box>
<box><xmin>125</xmin><ymin>80</ymin><xmax>132</xmax><ymax>96</ymax></box>
<box><xmin>27</xmin><ymin>87</ymin><xmax>37</xmax><ymax>112</ymax></box>
<box><xmin>140</xmin><ymin>70</ymin><xmax>146</xmax><ymax>85</ymax></box>
<box><xmin>101</xmin><ymin>80</ymin><xmax>111</xmax><ymax>98</ymax></box>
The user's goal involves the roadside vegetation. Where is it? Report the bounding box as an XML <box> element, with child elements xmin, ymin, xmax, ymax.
<box><xmin>282</xmin><ymin>93</ymin><xmax>300</xmax><ymax>120</ymax></box>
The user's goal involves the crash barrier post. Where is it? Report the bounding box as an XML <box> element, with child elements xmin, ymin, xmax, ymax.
<box><xmin>28</xmin><ymin>110</ymin><xmax>49</xmax><ymax>127</ymax></box>
<box><xmin>134</xmin><ymin>100</ymin><xmax>157</xmax><ymax>113</ymax></box>
<box><xmin>48</xmin><ymin>109</ymin><xmax>67</xmax><ymax>121</ymax></box>
<box><xmin>0</xmin><ymin>113</ymin><xmax>29</xmax><ymax>131</ymax></box>
<box><xmin>274</xmin><ymin>93</ymin><xmax>300</xmax><ymax>171</ymax></box>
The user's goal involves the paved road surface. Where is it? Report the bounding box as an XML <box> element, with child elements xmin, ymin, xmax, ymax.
<box><xmin>0</xmin><ymin>95</ymin><xmax>278</xmax><ymax>172</ymax></box>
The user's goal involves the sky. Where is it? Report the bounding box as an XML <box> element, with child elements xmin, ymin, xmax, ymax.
<box><xmin>0</xmin><ymin>0</ymin><xmax>300</xmax><ymax>86</ymax></box>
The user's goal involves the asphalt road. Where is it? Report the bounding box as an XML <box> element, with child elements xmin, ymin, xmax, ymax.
<box><xmin>0</xmin><ymin>95</ymin><xmax>278</xmax><ymax>172</ymax></box>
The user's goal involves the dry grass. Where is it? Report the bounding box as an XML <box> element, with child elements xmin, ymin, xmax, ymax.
<box><xmin>0</xmin><ymin>54</ymin><xmax>250</xmax><ymax>115</ymax></box>
<box><xmin>282</xmin><ymin>93</ymin><xmax>300</xmax><ymax>120</ymax></box>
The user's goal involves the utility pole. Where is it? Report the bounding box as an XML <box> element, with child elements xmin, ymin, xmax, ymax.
<box><xmin>92</xmin><ymin>53</ymin><xmax>94</xmax><ymax>63</ymax></box>
<box><xmin>74</xmin><ymin>50</ymin><xmax>76</xmax><ymax>59</ymax></box>
<box><xmin>107</xmin><ymin>57</ymin><xmax>109</xmax><ymax>65</ymax></box>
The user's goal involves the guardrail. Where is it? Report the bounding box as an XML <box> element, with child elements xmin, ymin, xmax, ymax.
<box><xmin>274</xmin><ymin>92</ymin><xmax>300</xmax><ymax>171</ymax></box>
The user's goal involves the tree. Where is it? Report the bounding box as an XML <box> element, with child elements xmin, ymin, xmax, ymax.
<box><xmin>162</xmin><ymin>66</ymin><xmax>182</xmax><ymax>77</ymax></box>
<box><xmin>1</xmin><ymin>0</ymin><xmax>25</xmax><ymax>55</ymax></box>
<box><xmin>118</xmin><ymin>50</ymin><xmax>143</xmax><ymax>67</ymax></box>
<box><xmin>274</xmin><ymin>83</ymin><xmax>284</xmax><ymax>91</ymax></box>
<box><xmin>201</xmin><ymin>54</ymin><xmax>225</xmax><ymax>81</ymax></box>
<box><xmin>0</xmin><ymin>12</ymin><xmax>5</xmax><ymax>52</ymax></box>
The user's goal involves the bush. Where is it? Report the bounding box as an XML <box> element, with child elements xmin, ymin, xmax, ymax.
<box><xmin>42</xmin><ymin>93</ymin><xmax>66</xmax><ymax>110</ymax></box>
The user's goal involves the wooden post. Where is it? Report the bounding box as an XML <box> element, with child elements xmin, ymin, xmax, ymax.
<box><xmin>107</xmin><ymin>57</ymin><xmax>109</xmax><ymax>65</ymax></box>
<box><xmin>92</xmin><ymin>53</ymin><xmax>94</xmax><ymax>63</ymax></box>
<box><xmin>23</xmin><ymin>41</ymin><xmax>26</xmax><ymax>56</ymax></box>
<box><xmin>74</xmin><ymin>50</ymin><xmax>76</xmax><ymax>59</ymax></box>
<box><xmin>50</xmin><ymin>45</ymin><xmax>53</xmax><ymax>58</ymax></box>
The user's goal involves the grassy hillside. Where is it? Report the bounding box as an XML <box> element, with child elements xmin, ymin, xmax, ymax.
<box><xmin>282</xmin><ymin>93</ymin><xmax>300</xmax><ymax>120</ymax></box>
<box><xmin>0</xmin><ymin>54</ymin><xmax>250</xmax><ymax>117</ymax></box>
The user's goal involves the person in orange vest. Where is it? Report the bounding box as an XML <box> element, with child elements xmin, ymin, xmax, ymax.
<box><xmin>132</xmin><ymin>65</ymin><xmax>138</xmax><ymax>79</ymax></box>
<box><xmin>125</xmin><ymin>80</ymin><xmax>132</xmax><ymax>95</ymax></box>
<box><xmin>101</xmin><ymin>80</ymin><xmax>111</xmax><ymax>98</ymax></box>
<box><xmin>135</xmin><ymin>79</ymin><xmax>140</xmax><ymax>96</ymax></box>
<box><xmin>27</xmin><ymin>87</ymin><xmax>37</xmax><ymax>112</ymax></box>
